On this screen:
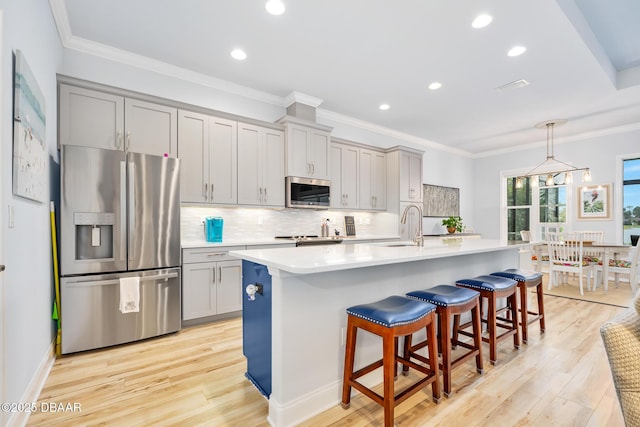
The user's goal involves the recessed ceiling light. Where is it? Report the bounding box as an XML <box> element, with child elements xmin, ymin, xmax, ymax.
<box><xmin>265</xmin><ymin>0</ymin><xmax>286</xmax><ymax>15</ymax></box>
<box><xmin>428</xmin><ymin>82</ymin><xmax>442</xmax><ymax>90</ymax></box>
<box><xmin>379</xmin><ymin>104</ymin><xmax>390</xmax><ymax>111</ymax></box>
<box><xmin>230</xmin><ymin>49</ymin><xmax>247</xmax><ymax>60</ymax></box>
<box><xmin>507</xmin><ymin>46</ymin><xmax>527</xmax><ymax>57</ymax></box>
<box><xmin>471</xmin><ymin>14</ymin><xmax>492</xmax><ymax>29</ymax></box>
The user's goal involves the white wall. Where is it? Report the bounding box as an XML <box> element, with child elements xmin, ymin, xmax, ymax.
<box><xmin>0</xmin><ymin>0</ymin><xmax>63</xmax><ymax>413</ymax></box>
<box><xmin>473</xmin><ymin>127</ymin><xmax>640</xmax><ymax>240</ymax></box>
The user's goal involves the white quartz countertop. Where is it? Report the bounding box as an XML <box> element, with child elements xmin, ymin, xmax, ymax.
<box><xmin>229</xmin><ymin>239</ymin><xmax>525</xmax><ymax>274</ymax></box>
<box><xmin>181</xmin><ymin>234</ymin><xmax>400</xmax><ymax>249</ymax></box>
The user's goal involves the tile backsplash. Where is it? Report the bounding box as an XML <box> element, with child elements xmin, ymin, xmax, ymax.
<box><xmin>181</xmin><ymin>206</ymin><xmax>399</xmax><ymax>242</ymax></box>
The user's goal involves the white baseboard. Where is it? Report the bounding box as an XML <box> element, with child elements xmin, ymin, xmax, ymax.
<box><xmin>6</xmin><ymin>341</ymin><xmax>55</xmax><ymax>427</ymax></box>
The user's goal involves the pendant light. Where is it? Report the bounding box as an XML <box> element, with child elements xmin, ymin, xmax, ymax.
<box><xmin>516</xmin><ymin>120</ymin><xmax>591</xmax><ymax>186</ymax></box>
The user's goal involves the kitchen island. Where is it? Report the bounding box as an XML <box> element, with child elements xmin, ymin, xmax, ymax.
<box><xmin>229</xmin><ymin>239</ymin><xmax>523</xmax><ymax>427</ymax></box>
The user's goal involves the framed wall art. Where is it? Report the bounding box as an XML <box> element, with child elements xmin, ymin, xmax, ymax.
<box><xmin>577</xmin><ymin>183</ymin><xmax>611</xmax><ymax>220</ymax></box>
<box><xmin>13</xmin><ymin>49</ymin><xmax>47</xmax><ymax>203</ymax></box>
<box><xmin>422</xmin><ymin>184</ymin><xmax>459</xmax><ymax>217</ymax></box>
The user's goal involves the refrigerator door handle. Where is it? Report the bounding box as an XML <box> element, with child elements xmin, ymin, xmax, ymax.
<box><xmin>65</xmin><ymin>272</ymin><xmax>180</xmax><ymax>288</ymax></box>
<box><xmin>128</xmin><ymin>161</ymin><xmax>136</xmax><ymax>262</ymax></box>
<box><xmin>120</xmin><ymin>161</ymin><xmax>127</xmax><ymax>262</ymax></box>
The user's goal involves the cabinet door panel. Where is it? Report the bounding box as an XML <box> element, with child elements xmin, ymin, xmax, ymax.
<box><xmin>359</xmin><ymin>149</ymin><xmax>374</xmax><ymax>209</ymax></box>
<box><xmin>237</xmin><ymin>124</ymin><xmax>261</xmax><ymax>205</ymax></box>
<box><xmin>372</xmin><ymin>151</ymin><xmax>386</xmax><ymax>210</ymax></box>
<box><xmin>263</xmin><ymin>129</ymin><xmax>285</xmax><ymax>206</ymax></box>
<box><xmin>342</xmin><ymin>145</ymin><xmax>358</xmax><ymax>208</ymax></box>
<box><xmin>210</xmin><ymin>118</ymin><xmax>238</xmax><ymax>204</ymax></box>
<box><xmin>178</xmin><ymin>110</ymin><xmax>209</xmax><ymax>203</ymax></box>
<box><xmin>330</xmin><ymin>145</ymin><xmax>342</xmax><ymax>208</ymax></box>
<box><xmin>287</xmin><ymin>125</ymin><xmax>310</xmax><ymax>177</ymax></box>
<box><xmin>125</xmin><ymin>99</ymin><xmax>177</xmax><ymax>157</ymax></box>
<box><xmin>182</xmin><ymin>262</ymin><xmax>216</xmax><ymax>320</ymax></box>
<box><xmin>59</xmin><ymin>84</ymin><xmax>124</xmax><ymax>150</ymax></box>
<box><xmin>309</xmin><ymin>131</ymin><xmax>330</xmax><ymax>179</ymax></box>
<box><xmin>216</xmin><ymin>261</ymin><xmax>242</xmax><ymax>313</ymax></box>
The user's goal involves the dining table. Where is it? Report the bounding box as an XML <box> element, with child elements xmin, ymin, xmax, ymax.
<box><xmin>531</xmin><ymin>241</ymin><xmax>632</xmax><ymax>293</ymax></box>
<box><xmin>589</xmin><ymin>243</ymin><xmax>632</xmax><ymax>292</ymax></box>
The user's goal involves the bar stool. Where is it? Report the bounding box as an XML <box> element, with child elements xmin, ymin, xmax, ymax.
<box><xmin>341</xmin><ymin>295</ymin><xmax>440</xmax><ymax>427</ymax></box>
<box><xmin>490</xmin><ymin>269</ymin><xmax>545</xmax><ymax>344</ymax></box>
<box><xmin>405</xmin><ymin>285</ymin><xmax>483</xmax><ymax>397</ymax></box>
<box><xmin>455</xmin><ymin>275</ymin><xmax>520</xmax><ymax>365</ymax></box>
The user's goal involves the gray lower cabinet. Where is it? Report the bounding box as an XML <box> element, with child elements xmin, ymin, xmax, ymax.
<box><xmin>182</xmin><ymin>248</ymin><xmax>243</xmax><ymax>321</ymax></box>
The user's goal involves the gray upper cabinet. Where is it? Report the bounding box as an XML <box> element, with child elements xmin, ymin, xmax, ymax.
<box><xmin>178</xmin><ymin>110</ymin><xmax>237</xmax><ymax>205</ymax></box>
<box><xmin>59</xmin><ymin>84</ymin><xmax>178</xmax><ymax>157</ymax></box>
<box><xmin>237</xmin><ymin>123</ymin><xmax>285</xmax><ymax>207</ymax></box>
<box><xmin>400</xmin><ymin>150</ymin><xmax>423</xmax><ymax>202</ymax></box>
<box><xmin>360</xmin><ymin>148</ymin><xmax>386</xmax><ymax>210</ymax></box>
<box><xmin>279</xmin><ymin>118</ymin><xmax>331</xmax><ymax>180</ymax></box>
<box><xmin>330</xmin><ymin>143</ymin><xmax>359</xmax><ymax>209</ymax></box>
<box><xmin>123</xmin><ymin>98</ymin><xmax>177</xmax><ymax>157</ymax></box>
<box><xmin>59</xmin><ymin>84</ymin><xmax>124</xmax><ymax>150</ymax></box>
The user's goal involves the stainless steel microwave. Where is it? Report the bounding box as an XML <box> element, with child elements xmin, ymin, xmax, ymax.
<box><xmin>285</xmin><ymin>176</ymin><xmax>331</xmax><ymax>209</ymax></box>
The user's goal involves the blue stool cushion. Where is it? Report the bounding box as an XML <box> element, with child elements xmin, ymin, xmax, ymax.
<box><xmin>490</xmin><ymin>269</ymin><xmax>542</xmax><ymax>282</ymax></box>
<box><xmin>456</xmin><ymin>275</ymin><xmax>517</xmax><ymax>292</ymax></box>
<box><xmin>407</xmin><ymin>285</ymin><xmax>479</xmax><ymax>307</ymax></box>
<box><xmin>346</xmin><ymin>295</ymin><xmax>436</xmax><ymax>328</ymax></box>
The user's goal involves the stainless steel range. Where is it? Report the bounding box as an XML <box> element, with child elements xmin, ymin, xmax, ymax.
<box><xmin>275</xmin><ymin>235</ymin><xmax>343</xmax><ymax>246</ymax></box>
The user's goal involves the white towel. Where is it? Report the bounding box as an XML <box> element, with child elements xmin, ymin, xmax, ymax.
<box><xmin>119</xmin><ymin>276</ymin><xmax>140</xmax><ymax>313</ymax></box>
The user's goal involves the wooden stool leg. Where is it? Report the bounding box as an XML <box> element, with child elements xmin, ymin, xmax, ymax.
<box><xmin>487</xmin><ymin>295</ymin><xmax>497</xmax><ymax>365</ymax></box>
<box><xmin>426</xmin><ymin>318</ymin><xmax>441</xmax><ymax>402</ymax></box>
<box><xmin>341</xmin><ymin>320</ymin><xmax>357</xmax><ymax>409</ymax></box>
<box><xmin>536</xmin><ymin>283</ymin><xmax>546</xmax><ymax>332</ymax></box>
<box><xmin>518</xmin><ymin>283</ymin><xmax>529</xmax><ymax>343</ymax></box>
<box><xmin>402</xmin><ymin>333</ymin><xmax>412</xmax><ymax>375</ymax></box>
<box><xmin>452</xmin><ymin>314</ymin><xmax>460</xmax><ymax>349</ymax></box>
<box><xmin>440</xmin><ymin>309</ymin><xmax>452</xmax><ymax>397</ymax></box>
<box><xmin>471</xmin><ymin>302</ymin><xmax>484</xmax><ymax>373</ymax></box>
<box><xmin>510</xmin><ymin>293</ymin><xmax>520</xmax><ymax>349</ymax></box>
<box><xmin>383</xmin><ymin>332</ymin><xmax>395</xmax><ymax>427</ymax></box>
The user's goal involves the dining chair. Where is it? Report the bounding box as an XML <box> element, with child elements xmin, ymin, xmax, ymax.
<box><xmin>547</xmin><ymin>238</ymin><xmax>594</xmax><ymax>295</ymax></box>
<box><xmin>595</xmin><ymin>245</ymin><xmax>640</xmax><ymax>295</ymax></box>
<box><xmin>580</xmin><ymin>231</ymin><xmax>605</xmax><ymax>264</ymax></box>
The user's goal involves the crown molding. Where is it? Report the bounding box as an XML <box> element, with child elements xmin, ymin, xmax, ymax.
<box><xmin>316</xmin><ymin>109</ymin><xmax>472</xmax><ymax>157</ymax></box>
<box><xmin>284</xmin><ymin>91</ymin><xmax>323</xmax><ymax>108</ymax></box>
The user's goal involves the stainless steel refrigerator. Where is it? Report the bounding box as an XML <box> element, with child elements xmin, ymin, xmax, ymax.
<box><xmin>59</xmin><ymin>145</ymin><xmax>181</xmax><ymax>354</ymax></box>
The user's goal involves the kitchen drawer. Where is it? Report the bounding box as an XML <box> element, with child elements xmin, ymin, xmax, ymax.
<box><xmin>182</xmin><ymin>246</ymin><xmax>245</xmax><ymax>263</ymax></box>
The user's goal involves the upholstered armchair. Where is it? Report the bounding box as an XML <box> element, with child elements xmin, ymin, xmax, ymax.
<box><xmin>600</xmin><ymin>290</ymin><xmax>640</xmax><ymax>425</ymax></box>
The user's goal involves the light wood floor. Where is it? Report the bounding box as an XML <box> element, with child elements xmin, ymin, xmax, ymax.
<box><xmin>28</xmin><ymin>293</ymin><xmax>627</xmax><ymax>426</ymax></box>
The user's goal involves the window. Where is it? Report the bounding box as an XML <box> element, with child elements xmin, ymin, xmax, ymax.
<box><xmin>505</xmin><ymin>174</ymin><xmax>567</xmax><ymax>242</ymax></box>
<box><xmin>623</xmin><ymin>158</ymin><xmax>640</xmax><ymax>245</ymax></box>
<box><xmin>506</xmin><ymin>177</ymin><xmax>532</xmax><ymax>241</ymax></box>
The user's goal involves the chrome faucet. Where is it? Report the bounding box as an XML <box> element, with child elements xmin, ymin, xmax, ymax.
<box><xmin>400</xmin><ymin>204</ymin><xmax>424</xmax><ymax>247</ymax></box>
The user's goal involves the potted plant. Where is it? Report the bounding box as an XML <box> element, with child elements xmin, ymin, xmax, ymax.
<box><xmin>442</xmin><ymin>216</ymin><xmax>464</xmax><ymax>234</ymax></box>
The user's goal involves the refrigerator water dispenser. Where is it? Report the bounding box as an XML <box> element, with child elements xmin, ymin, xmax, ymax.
<box><xmin>74</xmin><ymin>212</ymin><xmax>115</xmax><ymax>260</ymax></box>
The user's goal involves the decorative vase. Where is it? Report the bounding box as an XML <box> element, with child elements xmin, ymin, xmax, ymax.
<box><xmin>447</xmin><ymin>227</ymin><xmax>456</xmax><ymax>234</ymax></box>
